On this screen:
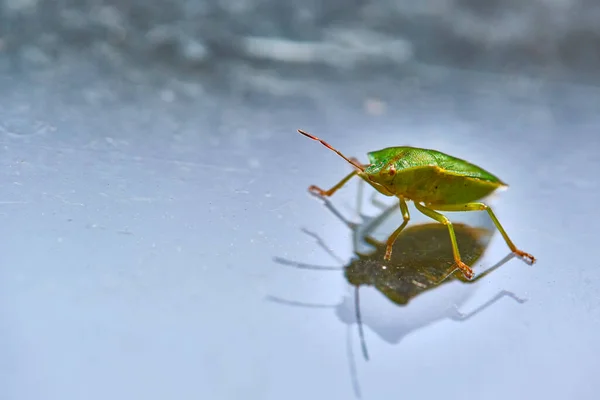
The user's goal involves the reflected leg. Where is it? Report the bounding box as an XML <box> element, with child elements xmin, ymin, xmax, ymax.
<box><xmin>429</xmin><ymin>202</ymin><xmax>536</xmax><ymax>264</ymax></box>
<box><xmin>361</xmin><ymin>201</ymin><xmax>399</xmax><ymax>249</ymax></box>
<box><xmin>413</xmin><ymin>201</ymin><xmax>474</xmax><ymax>280</ymax></box>
<box><xmin>449</xmin><ymin>290</ymin><xmax>527</xmax><ymax>321</ymax></box>
<box><xmin>383</xmin><ymin>198</ymin><xmax>410</xmax><ymax>260</ymax></box>
<box><xmin>351</xmin><ymin>182</ymin><xmax>398</xmax><ymax>249</ymax></box>
<box><xmin>370</xmin><ymin>191</ymin><xmax>392</xmax><ymax>211</ymax></box>
<box><xmin>354</xmin><ymin>160</ymin><xmax>365</xmax><ymax>216</ymax></box>
<box><xmin>300</xmin><ymin>228</ymin><xmax>346</xmax><ymax>265</ymax></box>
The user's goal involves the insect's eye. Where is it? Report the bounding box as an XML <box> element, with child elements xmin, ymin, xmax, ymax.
<box><xmin>388</xmin><ymin>165</ymin><xmax>396</xmax><ymax>176</ymax></box>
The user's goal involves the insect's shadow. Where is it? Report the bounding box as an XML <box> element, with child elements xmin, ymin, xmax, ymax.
<box><xmin>269</xmin><ymin>191</ymin><xmax>525</xmax><ymax>397</ymax></box>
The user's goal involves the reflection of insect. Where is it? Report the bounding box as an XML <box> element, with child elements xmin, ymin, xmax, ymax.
<box><xmin>273</xmin><ymin>193</ymin><xmax>524</xmax><ymax>373</ymax></box>
<box><xmin>298</xmin><ymin>129</ymin><xmax>536</xmax><ymax>280</ymax></box>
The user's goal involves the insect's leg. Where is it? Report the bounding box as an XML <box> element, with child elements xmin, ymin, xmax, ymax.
<box><xmin>383</xmin><ymin>198</ymin><xmax>411</xmax><ymax>260</ymax></box>
<box><xmin>413</xmin><ymin>202</ymin><xmax>474</xmax><ymax>280</ymax></box>
<box><xmin>361</xmin><ymin>200</ymin><xmax>399</xmax><ymax>248</ymax></box>
<box><xmin>429</xmin><ymin>203</ymin><xmax>536</xmax><ymax>264</ymax></box>
<box><xmin>308</xmin><ymin>170</ymin><xmax>357</xmax><ymax>197</ymax></box>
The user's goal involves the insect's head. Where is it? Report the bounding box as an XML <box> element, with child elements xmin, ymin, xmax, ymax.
<box><xmin>361</xmin><ymin>162</ymin><xmax>400</xmax><ymax>195</ymax></box>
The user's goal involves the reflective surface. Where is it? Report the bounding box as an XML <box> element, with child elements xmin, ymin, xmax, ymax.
<box><xmin>270</xmin><ymin>195</ymin><xmax>525</xmax><ymax>377</ymax></box>
<box><xmin>2</xmin><ymin>55</ymin><xmax>599</xmax><ymax>400</ymax></box>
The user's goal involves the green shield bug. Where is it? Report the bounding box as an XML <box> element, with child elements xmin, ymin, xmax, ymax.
<box><xmin>297</xmin><ymin>129</ymin><xmax>536</xmax><ymax>280</ymax></box>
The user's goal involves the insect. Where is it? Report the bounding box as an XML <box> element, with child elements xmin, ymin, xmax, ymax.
<box><xmin>273</xmin><ymin>193</ymin><xmax>523</xmax><ymax>363</ymax></box>
<box><xmin>297</xmin><ymin>129</ymin><xmax>536</xmax><ymax>280</ymax></box>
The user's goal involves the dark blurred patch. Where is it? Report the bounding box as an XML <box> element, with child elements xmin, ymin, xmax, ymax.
<box><xmin>456</xmin><ymin>0</ymin><xmax>527</xmax><ymax>17</ymax></box>
<box><xmin>1</xmin><ymin>0</ymin><xmax>599</xmax><ymax>82</ymax></box>
<box><xmin>344</xmin><ymin>222</ymin><xmax>490</xmax><ymax>306</ymax></box>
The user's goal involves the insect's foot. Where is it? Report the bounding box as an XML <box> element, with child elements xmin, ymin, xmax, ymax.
<box><xmin>308</xmin><ymin>185</ymin><xmax>329</xmax><ymax>197</ymax></box>
<box><xmin>515</xmin><ymin>250</ymin><xmax>536</xmax><ymax>265</ymax></box>
<box><xmin>456</xmin><ymin>261</ymin><xmax>475</xmax><ymax>280</ymax></box>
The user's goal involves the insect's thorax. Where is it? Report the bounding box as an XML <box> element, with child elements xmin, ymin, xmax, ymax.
<box><xmin>362</xmin><ymin>165</ymin><xmax>500</xmax><ymax>205</ymax></box>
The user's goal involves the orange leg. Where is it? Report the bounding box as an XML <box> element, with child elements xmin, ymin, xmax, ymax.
<box><xmin>308</xmin><ymin>157</ymin><xmax>364</xmax><ymax>197</ymax></box>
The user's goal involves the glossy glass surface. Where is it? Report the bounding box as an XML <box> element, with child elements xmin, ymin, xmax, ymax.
<box><xmin>2</xmin><ymin>4</ymin><xmax>599</xmax><ymax>400</ymax></box>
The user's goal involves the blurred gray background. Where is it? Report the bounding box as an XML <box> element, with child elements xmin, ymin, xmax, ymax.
<box><xmin>1</xmin><ymin>1</ymin><xmax>599</xmax><ymax>400</ymax></box>
<box><xmin>3</xmin><ymin>0</ymin><xmax>600</xmax><ymax>81</ymax></box>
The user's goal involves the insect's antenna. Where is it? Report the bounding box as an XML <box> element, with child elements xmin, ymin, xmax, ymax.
<box><xmin>354</xmin><ymin>286</ymin><xmax>369</xmax><ymax>360</ymax></box>
<box><xmin>298</xmin><ymin>129</ymin><xmax>365</xmax><ymax>172</ymax></box>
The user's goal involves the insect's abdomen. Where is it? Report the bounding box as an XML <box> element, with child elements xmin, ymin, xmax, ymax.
<box><xmin>393</xmin><ymin>167</ymin><xmax>502</xmax><ymax>205</ymax></box>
